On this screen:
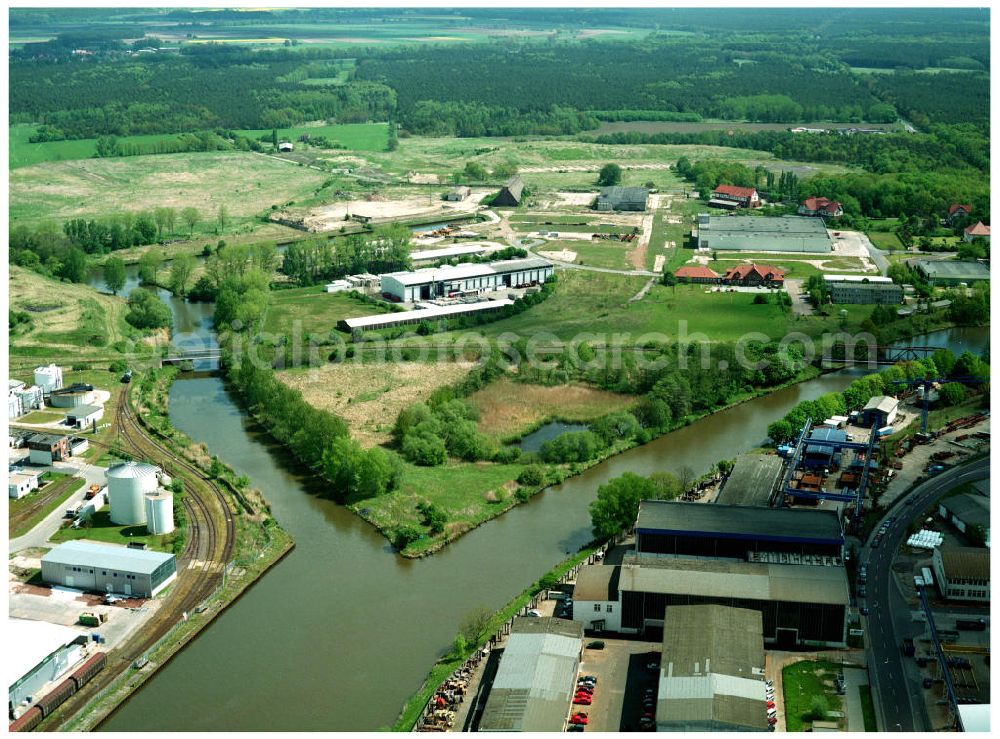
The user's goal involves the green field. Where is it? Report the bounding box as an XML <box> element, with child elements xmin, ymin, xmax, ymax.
<box><xmin>49</xmin><ymin>510</ymin><xmax>177</xmax><ymax>552</ymax></box>
<box><xmin>706</xmin><ymin>255</ymin><xmax>869</xmax><ymax>279</ymax></box>
<box><xmin>782</xmin><ymin>660</ymin><xmax>845</xmax><ymax>732</ymax></box>
<box><xmin>262</xmin><ymin>287</ymin><xmax>395</xmax><ymax>337</ymax></box>
<box><xmin>234</xmin><ymin>123</ymin><xmax>390</xmax><ymax>152</ymax></box>
<box><xmin>553</xmin><ymin>240</ymin><xmax>633</xmax><ymax>270</ymax></box>
<box><xmin>866</xmin><ymin>230</ymin><xmax>904</xmax><ymax>251</ymax></box>
<box><xmin>9</xmin><ymin>151</ymin><xmax>328</xmax><ymax>227</ymax></box>
<box><xmin>18</xmin><ymin>410</ymin><xmax>65</xmax><ymax>424</ymax></box>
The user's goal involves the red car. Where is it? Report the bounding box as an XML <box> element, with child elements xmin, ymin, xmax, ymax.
<box><xmin>766</xmin><ymin>701</ymin><xmax>776</xmax><ymax>709</ymax></box>
<box><xmin>574</xmin><ymin>697</ymin><xmax>592</xmax><ymax>706</ymax></box>
<box><xmin>570</xmin><ymin>714</ymin><xmax>589</xmax><ymax>725</ymax></box>
<box><xmin>576</xmin><ymin>686</ymin><xmax>594</xmax><ymax>694</ymax></box>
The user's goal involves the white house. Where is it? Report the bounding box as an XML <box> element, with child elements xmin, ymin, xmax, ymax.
<box><xmin>9</xmin><ymin>471</ymin><xmax>41</xmax><ymax>499</ymax></box>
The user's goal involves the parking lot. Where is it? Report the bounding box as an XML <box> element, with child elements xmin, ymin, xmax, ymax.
<box><xmin>574</xmin><ymin>636</ymin><xmax>661</xmax><ymax>731</ymax></box>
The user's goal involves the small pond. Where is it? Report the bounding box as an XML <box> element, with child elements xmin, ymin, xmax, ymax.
<box><xmin>517</xmin><ymin>422</ymin><xmax>590</xmax><ymax>452</ymax></box>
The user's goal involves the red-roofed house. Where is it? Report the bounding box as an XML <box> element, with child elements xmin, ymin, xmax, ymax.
<box><xmin>709</xmin><ymin>185</ymin><xmax>760</xmax><ymax>210</ymax></box>
<box><xmin>947</xmin><ymin>203</ymin><xmax>973</xmax><ymax>225</ymax></box>
<box><xmin>798</xmin><ymin>197</ymin><xmax>843</xmax><ymax>218</ymax></box>
<box><xmin>963</xmin><ymin>221</ymin><xmax>990</xmax><ymax>243</ymax></box>
<box><xmin>673</xmin><ymin>265</ymin><xmax>720</xmax><ymax>284</ymax></box>
<box><xmin>723</xmin><ymin>264</ymin><xmax>786</xmax><ymax>287</ymax></box>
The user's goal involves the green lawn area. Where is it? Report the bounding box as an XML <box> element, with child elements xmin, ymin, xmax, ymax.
<box><xmin>352</xmin><ymin>460</ymin><xmax>527</xmax><ymax>556</ymax></box>
<box><xmin>49</xmin><ymin>511</ymin><xmax>177</xmax><ymax>553</ymax></box>
<box><xmin>9</xmin><ymin>473</ymin><xmax>86</xmax><ymax>540</ymax></box>
<box><xmin>561</xmin><ymin>240</ymin><xmax>633</xmax><ymax>270</ymax></box>
<box><xmin>262</xmin><ymin>287</ymin><xmax>395</xmax><ymax>337</ymax></box>
<box><xmin>867</xmin><ymin>230</ymin><xmax>903</xmax><ymax>251</ymax></box>
<box><xmin>858</xmin><ymin>683</ymin><xmax>877</xmax><ymax>731</ymax></box>
<box><xmin>782</xmin><ymin>660</ymin><xmax>845</xmax><ymax>732</ymax></box>
<box><xmin>18</xmin><ymin>410</ymin><xmax>65</xmax><ymax>424</ymax></box>
<box><xmin>233</xmin><ymin>123</ymin><xmax>389</xmax><ymax>152</ymax></box>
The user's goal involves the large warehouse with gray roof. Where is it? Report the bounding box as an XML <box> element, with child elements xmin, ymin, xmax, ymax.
<box><xmin>696</xmin><ymin>215</ymin><xmax>833</xmax><ymax>253</ymax></box>
<box><xmin>478</xmin><ymin>617</ymin><xmax>584</xmax><ymax>732</ymax></box>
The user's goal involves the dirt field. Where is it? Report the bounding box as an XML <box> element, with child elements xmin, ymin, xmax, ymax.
<box><xmin>9</xmin><ymin>151</ymin><xmax>328</xmax><ymax>225</ymax></box>
<box><xmin>291</xmin><ymin>188</ymin><xmax>491</xmax><ymax>232</ymax></box>
<box><xmin>466</xmin><ymin>378</ymin><xmax>636</xmax><ymax>439</ymax></box>
<box><xmin>276</xmin><ymin>361</ymin><xmax>476</xmax><ymax>446</ymax></box>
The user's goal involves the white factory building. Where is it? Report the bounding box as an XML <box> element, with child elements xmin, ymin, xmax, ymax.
<box><xmin>34</xmin><ymin>364</ymin><xmax>64</xmax><ymax>393</ymax></box>
<box><xmin>8</xmin><ymin>380</ymin><xmax>44</xmax><ymax>419</ymax></box>
<box><xmin>380</xmin><ymin>257</ymin><xmax>553</xmax><ymax>302</ymax></box>
<box><xmin>9</xmin><ymin>470</ymin><xmax>41</xmax><ymax>499</ymax></box>
<box><xmin>41</xmin><ymin>541</ymin><xmax>178</xmax><ymax>598</ymax></box>
<box><xmin>8</xmin><ymin>619</ymin><xmax>86</xmax><ymax>714</ymax></box>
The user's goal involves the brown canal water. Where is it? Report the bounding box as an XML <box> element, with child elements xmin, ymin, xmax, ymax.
<box><xmin>99</xmin><ymin>324</ymin><xmax>987</xmax><ymax>731</ymax></box>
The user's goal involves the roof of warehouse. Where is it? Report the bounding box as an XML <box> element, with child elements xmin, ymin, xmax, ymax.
<box><xmin>915</xmin><ymin>260</ymin><xmax>990</xmax><ymax>279</ymax></box>
<box><xmin>863</xmin><ymin>395</ymin><xmax>899</xmax><ymax>413</ymax></box>
<box><xmin>408</xmin><ymin>244</ymin><xmax>496</xmax><ymax>262</ymax></box>
<box><xmin>383</xmin><ymin>257</ymin><xmax>552</xmax><ymax>286</ymax></box>
<box><xmin>658</xmin><ymin>605</ymin><xmax>767</xmax><ymax>730</ymax></box>
<box><xmin>715</xmin><ymin>455</ymin><xmax>784</xmax><ymax>507</ymax></box>
<box><xmin>572</xmin><ymin>564</ymin><xmax>620</xmax><ymax>601</ymax></box>
<box><xmin>617</xmin><ymin>559</ymin><xmax>850</xmax><ymax>605</ymax></box>
<box><xmin>67</xmin><ymin>404</ymin><xmax>103</xmax><ymax>416</ymax></box>
<box><xmin>636</xmin><ymin>500</ymin><xmax>843</xmax><ymax>543</ymax></box>
<box><xmin>42</xmin><ymin>540</ymin><xmax>174</xmax><ymax>575</ymax></box>
<box><xmin>597</xmin><ymin>186</ymin><xmax>649</xmax><ymax>204</ymax></box>
<box><xmin>7</xmin><ymin>618</ymin><xmax>83</xmax><ymax>691</ymax></box>
<box><xmin>941</xmin><ymin>493</ymin><xmax>990</xmax><ymax>527</ymax></box>
<box><xmin>479</xmin><ymin>618</ymin><xmax>583</xmax><ymax>732</ymax></box>
<box><xmin>823</xmin><ymin>274</ymin><xmax>895</xmax><ymax>284</ymax></box>
<box><xmin>939</xmin><ymin>547</ymin><xmax>990</xmax><ymax>581</ymax></box>
<box><xmin>700</xmin><ymin>215</ymin><xmax>830</xmax><ymax>236</ymax></box>
<box><xmin>342</xmin><ymin>299</ymin><xmax>514</xmax><ymax>330</ymax></box>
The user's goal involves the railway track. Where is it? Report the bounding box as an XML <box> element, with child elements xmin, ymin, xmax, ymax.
<box><xmin>38</xmin><ymin>377</ymin><xmax>237</xmax><ymax>731</ymax></box>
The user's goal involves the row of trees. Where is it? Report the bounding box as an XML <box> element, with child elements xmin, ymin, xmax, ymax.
<box><xmin>63</xmin><ymin>206</ymin><xmax>202</xmax><ymax>254</ymax></box>
<box><xmin>280</xmin><ymin>224</ymin><xmax>411</xmax><ymax>286</ymax></box>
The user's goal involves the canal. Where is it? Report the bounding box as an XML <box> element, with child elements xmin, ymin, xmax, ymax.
<box><xmin>95</xmin><ymin>266</ymin><xmax>986</xmax><ymax>730</ymax></box>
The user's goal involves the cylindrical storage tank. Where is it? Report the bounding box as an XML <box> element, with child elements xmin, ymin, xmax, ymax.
<box><xmin>144</xmin><ymin>490</ymin><xmax>174</xmax><ymax>535</ymax></box>
<box><xmin>106</xmin><ymin>461</ymin><xmax>159</xmax><ymax>525</ymax></box>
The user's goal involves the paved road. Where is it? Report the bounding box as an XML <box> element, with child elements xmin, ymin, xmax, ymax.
<box><xmin>783</xmin><ymin>278</ymin><xmax>814</xmax><ymax>316</ymax></box>
<box><xmin>862</xmin><ymin>457</ymin><xmax>989</xmax><ymax>731</ymax></box>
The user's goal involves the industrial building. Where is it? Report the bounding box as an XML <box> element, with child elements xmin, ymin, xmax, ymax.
<box><xmin>9</xmin><ymin>470</ymin><xmax>41</xmax><ymax>499</ymax></box>
<box><xmin>34</xmin><ymin>364</ymin><xmax>64</xmax><ymax>393</ymax></box>
<box><xmin>938</xmin><ymin>493</ymin><xmax>990</xmax><ymax>545</ymax></box>
<box><xmin>715</xmin><ymin>455</ymin><xmax>784</xmax><ymax>507</ymax></box>
<box><xmin>593</xmin><ymin>186</ymin><xmax>648</xmax><ymax>212</ymax></box>
<box><xmin>573</xmin><ymin>558</ymin><xmax>848</xmax><ymax>647</ymax></box>
<box><xmin>48</xmin><ymin>384</ymin><xmax>97</xmax><ymax>409</ymax></box>
<box><xmin>478</xmin><ymin>617</ymin><xmax>584</xmax><ymax>732</ymax></box>
<box><xmin>860</xmin><ymin>396</ymin><xmax>899</xmax><ymax>428</ymax></box>
<box><xmin>709</xmin><ymin>185</ymin><xmax>760</xmax><ymax>210</ymax></box>
<box><xmin>932</xmin><ymin>547</ymin><xmax>990</xmax><ymax>602</ymax></box>
<box><xmin>380</xmin><ymin>258</ymin><xmax>553</xmax><ymax>302</ymax></box>
<box><xmin>8</xmin><ymin>380</ymin><xmax>43</xmax><ymax>419</ymax></box>
<box><xmin>41</xmin><ymin>541</ymin><xmax>177</xmax><ymax>598</ymax></box>
<box><xmin>8</xmin><ymin>619</ymin><xmax>87</xmax><ymax>716</ymax></box>
<box><xmin>446</xmin><ymin>186</ymin><xmax>471</xmax><ymax>201</ymax></box>
<box><xmin>493</xmin><ymin>176</ymin><xmax>524</xmax><ymax>207</ymax></box>
<box><xmin>341</xmin><ymin>299</ymin><xmax>515</xmax><ymax>333</ymax></box>
<box><xmin>106</xmin><ymin>460</ymin><xmax>163</xmax><ymax>526</ymax></box>
<box><xmin>26</xmin><ymin>433</ymin><xmax>70</xmax><ymax>465</ymax></box>
<box><xmin>913</xmin><ymin>260</ymin><xmax>990</xmax><ymax>285</ymax></box>
<box><xmin>963</xmin><ymin>221</ymin><xmax>990</xmax><ymax>243</ymax></box>
<box><xmin>802</xmin><ymin>426</ymin><xmax>848</xmax><ymax>470</ymax></box>
<box><xmin>823</xmin><ymin>275</ymin><xmax>903</xmax><ymax>305</ymax></box>
<box><xmin>696</xmin><ymin>215</ymin><xmax>833</xmax><ymax>253</ymax></box>
<box><xmin>634</xmin><ymin>501</ymin><xmax>844</xmax><ymax>559</ymax></box>
<box><xmin>66</xmin><ymin>404</ymin><xmax>104</xmax><ymax>430</ymax></box>
<box><xmin>656</xmin><ymin>605</ymin><xmax>767</xmax><ymax>732</ymax></box>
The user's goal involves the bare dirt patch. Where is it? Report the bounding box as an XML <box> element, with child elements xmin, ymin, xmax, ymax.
<box><xmin>467</xmin><ymin>378</ymin><xmax>635</xmax><ymax>439</ymax></box>
<box><xmin>277</xmin><ymin>361</ymin><xmax>476</xmax><ymax>447</ymax></box>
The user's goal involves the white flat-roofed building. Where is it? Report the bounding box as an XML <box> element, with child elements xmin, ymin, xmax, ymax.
<box><xmin>932</xmin><ymin>547</ymin><xmax>990</xmax><ymax>602</ymax></box>
<box><xmin>8</xmin><ymin>619</ymin><xmax>86</xmax><ymax>714</ymax></box>
<box><xmin>823</xmin><ymin>274</ymin><xmax>903</xmax><ymax>304</ymax></box>
<box><xmin>380</xmin><ymin>258</ymin><xmax>553</xmax><ymax>302</ymax></box>
<box><xmin>9</xmin><ymin>471</ymin><xmax>41</xmax><ymax>499</ymax></box>
<box><xmin>66</xmin><ymin>404</ymin><xmax>104</xmax><ymax>430</ymax></box>
<box><xmin>41</xmin><ymin>541</ymin><xmax>177</xmax><ymax>598</ymax></box>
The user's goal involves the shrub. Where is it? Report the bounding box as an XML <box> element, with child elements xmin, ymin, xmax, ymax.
<box><xmin>108</xmin><ymin>359</ymin><xmax>128</xmax><ymax>374</ymax></box>
<box><xmin>391</xmin><ymin>524</ymin><xmax>424</xmax><ymax>551</ymax></box>
<box><xmin>517</xmin><ymin>464</ymin><xmax>546</xmax><ymax>486</ymax></box>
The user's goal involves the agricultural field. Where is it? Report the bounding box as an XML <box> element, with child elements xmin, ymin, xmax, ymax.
<box><xmin>262</xmin><ymin>287</ymin><xmax>395</xmax><ymax>338</ymax></box>
<box><xmin>276</xmin><ymin>360</ymin><xmax>475</xmax><ymax>447</ymax></box>
<box><xmin>9</xmin><ymin>124</ymin><xmax>203</xmax><ymax>170</ymax></box>
<box><xmin>8</xmin><ymin>151</ymin><xmax>328</xmax><ymax>227</ymax></box>
<box><xmin>8</xmin><ymin>266</ymin><xmax>134</xmax><ymax>356</ymax></box>
<box><xmin>466</xmin><ymin>378</ymin><xmax>635</xmax><ymax>440</ymax></box>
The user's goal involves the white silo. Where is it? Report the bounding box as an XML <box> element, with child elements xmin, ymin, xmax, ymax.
<box><xmin>106</xmin><ymin>461</ymin><xmax>160</xmax><ymax>525</ymax></box>
<box><xmin>144</xmin><ymin>490</ymin><xmax>174</xmax><ymax>535</ymax></box>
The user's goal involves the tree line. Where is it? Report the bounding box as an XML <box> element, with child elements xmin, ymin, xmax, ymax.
<box><xmin>280</xmin><ymin>224</ymin><xmax>411</xmax><ymax>286</ymax></box>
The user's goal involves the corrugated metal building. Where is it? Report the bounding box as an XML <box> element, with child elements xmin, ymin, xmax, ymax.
<box><xmin>938</xmin><ymin>493</ymin><xmax>990</xmax><ymax>545</ymax></box>
<box><xmin>697</xmin><ymin>215</ymin><xmax>832</xmax><ymax>253</ymax></box>
<box><xmin>932</xmin><ymin>546</ymin><xmax>990</xmax><ymax>602</ymax></box>
<box><xmin>716</xmin><ymin>455</ymin><xmax>784</xmax><ymax>507</ymax></box>
<box><xmin>914</xmin><ymin>260</ymin><xmax>990</xmax><ymax>285</ymax></box>
<box><xmin>594</xmin><ymin>186</ymin><xmax>648</xmax><ymax>212</ymax></box>
<box><xmin>860</xmin><ymin>395</ymin><xmax>899</xmax><ymax>427</ymax></box>
<box><xmin>479</xmin><ymin>618</ymin><xmax>584</xmax><ymax>732</ymax></box>
<box><xmin>41</xmin><ymin>541</ymin><xmax>177</xmax><ymax>598</ymax></box>
<box><xmin>493</xmin><ymin>176</ymin><xmax>524</xmax><ymax>207</ymax></box>
<box><xmin>657</xmin><ymin>605</ymin><xmax>767</xmax><ymax>732</ymax></box>
<box><xmin>380</xmin><ymin>258</ymin><xmax>552</xmax><ymax>302</ymax></box>
<box><xmin>8</xmin><ymin>619</ymin><xmax>86</xmax><ymax>714</ymax></box>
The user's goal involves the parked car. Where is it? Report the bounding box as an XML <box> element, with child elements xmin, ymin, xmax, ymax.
<box><xmin>586</xmin><ymin>641</ymin><xmax>605</xmax><ymax>650</ymax></box>
<box><xmin>573</xmin><ymin>697</ymin><xmax>592</xmax><ymax>706</ymax></box>
<box><xmin>579</xmin><ymin>675</ymin><xmax>598</xmax><ymax>683</ymax></box>
<box><xmin>567</xmin><ymin>724</ymin><xmax>584</xmax><ymax>732</ymax></box>
<box><xmin>570</xmin><ymin>713</ymin><xmax>588</xmax><ymax>725</ymax></box>
<box><xmin>526</xmin><ymin>609</ymin><xmax>542</xmax><ymax>617</ymax></box>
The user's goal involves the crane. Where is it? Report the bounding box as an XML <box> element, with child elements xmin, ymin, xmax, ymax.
<box><xmin>890</xmin><ymin>376</ymin><xmax>988</xmax><ymax>434</ymax></box>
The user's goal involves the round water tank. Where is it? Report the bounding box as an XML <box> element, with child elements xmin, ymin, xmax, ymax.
<box><xmin>106</xmin><ymin>461</ymin><xmax>159</xmax><ymax>526</ymax></box>
<box><xmin>144</xmin><ymin>490</ymin><xmax>174</xmax><ymax>535</ymax></box>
